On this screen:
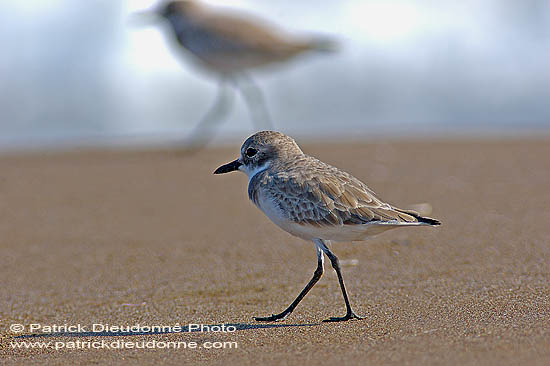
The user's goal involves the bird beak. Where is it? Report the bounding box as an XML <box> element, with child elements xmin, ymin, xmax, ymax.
<box><xmin>214</xmin><ymin>159</ymin><xmax>242</xmax><ymax>174</ymax></box>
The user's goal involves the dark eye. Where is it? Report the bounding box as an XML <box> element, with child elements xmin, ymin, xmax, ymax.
<box><xmin>245</xmin><ymin>148</ymin><xmax>257</xmax><ymax>158</ymax></box>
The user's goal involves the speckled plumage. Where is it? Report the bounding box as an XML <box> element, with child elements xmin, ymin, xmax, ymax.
<box><xmin>238</xmin><ymin>131</ymin><xmax>440</xmax><ymax>242</ymax></box>
<box><xmin>214</xmin><ymin>131</ymin><xmax>440</xmax><ymax>322</ymax></box>
<box><xmin>250</xmin><ymin>155</ymin><xmax>421</xmax><ymax>225</ymax></box>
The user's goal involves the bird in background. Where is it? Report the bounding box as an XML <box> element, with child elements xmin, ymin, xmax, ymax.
<box><xmin>214</xmin><ymin>131</ymin><xmax>441</xmax><ymax>322</ymax></box>
<box><xmin>133</xmin><ymin>0</ymin><xmax>337</xmax><ymax>150</ymax></box>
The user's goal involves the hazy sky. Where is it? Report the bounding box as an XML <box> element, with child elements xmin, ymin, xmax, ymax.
<box><xmin>1</xmin><ymin>0</ymin><xmax>549</xmax><ymax>148</ymax></box>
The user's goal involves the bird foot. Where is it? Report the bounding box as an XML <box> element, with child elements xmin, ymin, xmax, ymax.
<box><xmin>322</xmin><ymin>311</ymin><xmax>364</xmax><ymax>322</ymax></box>
<box><xmin>254</xmin><ymin>312</ymin><xmax>290</xmax><ymax>322</ymax></box>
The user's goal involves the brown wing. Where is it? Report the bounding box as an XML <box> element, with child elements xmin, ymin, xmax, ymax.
<box><xmin>257</xmin><ymin>157</ymin><xmax>425</xmax><ymax>227</ymax></box>
<box><xmin>189</xmin><ymin>5</ymin><xmax>321</xmax><ymax>58</ymax></box>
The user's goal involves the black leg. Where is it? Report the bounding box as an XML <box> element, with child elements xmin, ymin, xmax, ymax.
<box><xmin>255</xmin><ymin>246</ymin><xmax>324</xmax><ymax>321</ymax></box>
<box><xmin>317</xmin><ymin>240</ymin><xmax>364</xmax><ymax>322</ymax></box>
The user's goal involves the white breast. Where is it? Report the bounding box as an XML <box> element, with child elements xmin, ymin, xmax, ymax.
<box><xmin>253</xmin><ymin>188</ymin><xmax>340</xmax><ymax>241</ymax></box>
<box><xmin>254</xmin><ymin>190</ymin><xmax>290</xmax><ymax>229</ymax></box>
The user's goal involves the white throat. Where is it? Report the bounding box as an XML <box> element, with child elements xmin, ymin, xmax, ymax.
<box><xmin>241</xmin><ymin>161</ymin><xmax>270</xmax><ymax>181</ymax></box>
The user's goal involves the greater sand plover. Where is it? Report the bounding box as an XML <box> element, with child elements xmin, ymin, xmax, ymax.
<box><xmin>214</xmin><ymin>131</ymin><xmax>441</xmax><ymax>322</ymax></box>
<box><xmin>134</xmin><ymin>1</ymin><xmax>336</xmax><ymax>148</ymax></box>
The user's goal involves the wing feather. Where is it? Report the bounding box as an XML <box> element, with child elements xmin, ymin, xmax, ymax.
<box><xmin>253</xmin><ymin>156</ymin><xmax>427</xmax><ymax>228</ymax></box>
<box><xmin>188</xmin><ymin>9</ymin><xmax>313</xmax><ymax>58</ymax></box>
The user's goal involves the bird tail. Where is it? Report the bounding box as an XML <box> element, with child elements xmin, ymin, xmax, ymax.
<box><xmin>395</xmin><ymin>208</ymin><xmax>441</xmax><ymax>226</ymax></box>
<box><xmin>304</xmin><ymin>36</ymin><xmax>340</xmax><ymax>53</ymax></box>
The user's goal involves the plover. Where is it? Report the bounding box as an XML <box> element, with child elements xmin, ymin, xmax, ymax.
<box><xmin>214</xmin><ymin>131</ymin><xmax>440</xmax><ymax>322</ymax></box>
<box><xmin>133</xmin><ymin>1</ymin><xmax>336</xmax><ymax>149</ymax></box>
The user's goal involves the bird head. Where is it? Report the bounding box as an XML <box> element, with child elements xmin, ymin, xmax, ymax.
<box><xmin>129</xmin><ymin>1</ymin><xmax>200</xmax><ymax>26</ymax></box>
<box><xmin>214</xmin><ymin>131</ymin><xmax>303</xmax><ymax>179</ymax></box>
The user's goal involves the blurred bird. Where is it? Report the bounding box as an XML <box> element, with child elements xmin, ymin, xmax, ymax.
<box><xmin>132</xmin><ymin>0</ymin><xmax>336</xmax><ymax>150</ymax></box>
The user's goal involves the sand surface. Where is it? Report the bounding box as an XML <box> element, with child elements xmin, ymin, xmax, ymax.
<box><xmin>1</xmin><ymin>139</ymin><xmax>550</xmax><ymax>365</ymax></box>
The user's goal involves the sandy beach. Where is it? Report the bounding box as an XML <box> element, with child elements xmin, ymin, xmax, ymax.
<box><xmin>1</xmin><ymin>138</ymin><xmax>549</xmax><ymax>365</ymax></box>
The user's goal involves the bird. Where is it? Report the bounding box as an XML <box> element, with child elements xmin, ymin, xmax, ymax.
<box><xmin>214</xmin><ymin>131</ymin><xmax>441</xmax><ymax>322</ymax></box>
<box><xmin>133</xmin><ymin>1</ymin><xmax>336</xmax><ymax>150</ymax></box>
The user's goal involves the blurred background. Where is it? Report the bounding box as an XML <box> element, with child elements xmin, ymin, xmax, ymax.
<box><xmin>1</xmin><ymin>0</ymin><xmax>549</xmax><ymax>151</ymax></box>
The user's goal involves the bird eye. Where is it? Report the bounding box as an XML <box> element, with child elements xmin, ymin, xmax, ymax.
<box><xmin>245</xmin><ymin>148</ymin><xmax>257</xmax><ymax>157</ymax></box>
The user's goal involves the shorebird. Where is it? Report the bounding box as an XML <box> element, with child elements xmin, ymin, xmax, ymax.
<box><xmin>214</xmin><ymin>131</ymin><xmax>441</xmax><ymax>322</ymax></box>
<box><xmin>134</xmin><ymin>1</ymin><xmax>336</xmax><ymax>149</ymax></box>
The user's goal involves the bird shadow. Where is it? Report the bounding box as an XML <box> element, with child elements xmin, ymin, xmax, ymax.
<box><xmin>15</xmin><ymin>322</ymin><xmax>319</xmax><ymax>339</ymax></box>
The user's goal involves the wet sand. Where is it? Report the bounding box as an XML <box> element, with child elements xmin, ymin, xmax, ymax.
<box><xmin>1</xmin><ymin>138</ymin><xmax>550</xmax><ymax>365</ymax></box>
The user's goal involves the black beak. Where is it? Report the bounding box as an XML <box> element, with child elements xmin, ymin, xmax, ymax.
<box><xmin>214</xmin><ymin>159</ymin><xmax>242</xmax><ymax>174</ymax></box>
